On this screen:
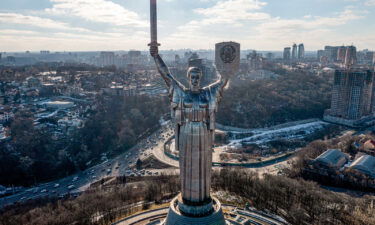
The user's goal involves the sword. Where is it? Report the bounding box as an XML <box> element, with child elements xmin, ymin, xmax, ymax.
<box><xmin>148</xmin><ymin>0</ymin><xmax>160</xmax><ymax>48</ymax></box>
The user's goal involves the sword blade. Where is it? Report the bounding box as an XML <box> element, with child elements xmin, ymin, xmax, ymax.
<box><xmin>150</xmin><ymin>0</ymin><xmax>158</xmax><ymax>45</ymax></box>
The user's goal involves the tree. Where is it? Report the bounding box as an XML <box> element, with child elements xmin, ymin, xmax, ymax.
<box><xmin>136</xmin><ymin>158</ymin><xmax>142</xmax><ymax>170</ymax></box>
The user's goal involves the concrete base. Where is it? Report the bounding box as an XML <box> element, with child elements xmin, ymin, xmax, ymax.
<box><xmin>163</xmin><ymin>196</ymin><xmax>226</xmax><ymax>225</ymax></box>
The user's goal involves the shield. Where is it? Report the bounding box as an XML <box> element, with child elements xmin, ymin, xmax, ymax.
<box><xmin>215</xmin><ymin>42</ymin><xmax>240</xmax><ymax>76</ymax></box>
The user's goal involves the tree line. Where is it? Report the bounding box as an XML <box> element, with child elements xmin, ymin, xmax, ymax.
<box><xmin>217</xmin><ymin>69</ymin><xmax>332</xmax><ymax>128</ymax></box>
<box><xmin>0</xmin><ymin>94</ymin><xmax>168</xmax><ymax>186</ymax></box>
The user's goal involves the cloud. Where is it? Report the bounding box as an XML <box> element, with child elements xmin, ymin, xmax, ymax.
<box><xmin>0</xmin><ymin>29</ymin><xmax>149</xmax><ymax>51</ymax></box>
<box><xmin>0</xmin><ymin>0</ymin><xmax>151</xmax><ymax>51</ymax></box>
<box><xmin>164</xmin><ymin>1</ymin><xmax>367</xmax><ymax>50</ymax></box>
<box><xmin>46</xmin><ymin>0</ymin><xmax>147</xmax><ymax>27</ymax></box>
<box><xmin>166</xmin><ymin>0</ymin><xmax>270</xmax><ymax>46</ymax></box>
<box><xmin>0</xmin><ymin>13</ymin><xmax>89</xmax><ymax>32</ymax></box>
<box><xmin>365</xmin><ymin>0</ymin><xmax>375</xmax><ymax>6</ymax></box>
<box><xmin>194</xmin><ymin>0</ymin><xmax>269</xmax><ymax>24</ymax></box>
<box><xmin>0</xmin><ymin>29</ymin><xmax>41</xmax><ymax>36</ymax></box>
<box><xmin>255</xmin><ymin>8</ymin><xmax>365</xmax><ymax>37</ymax></box>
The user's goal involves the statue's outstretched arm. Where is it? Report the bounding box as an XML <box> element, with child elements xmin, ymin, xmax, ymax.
<box><xmin>153</xmin><ymin>54</ymin><xmax>173</xmax><ymax>87</ymax></box>
<box><xmin>207</xmin><ymin>69</ymin><xmax>229</xmax><ymax>92</ymax></box>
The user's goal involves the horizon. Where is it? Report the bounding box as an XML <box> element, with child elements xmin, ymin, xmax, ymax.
<box><xmin>0</xmin><ymin>0</ymin><xmax>375</xmax><ymax>52</ymax></box>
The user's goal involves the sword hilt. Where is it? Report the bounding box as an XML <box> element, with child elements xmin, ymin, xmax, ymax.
<box><xmin>148</xmin><ymin>41</ymin><xmax>160</xmax><ymax>47</ymax></box>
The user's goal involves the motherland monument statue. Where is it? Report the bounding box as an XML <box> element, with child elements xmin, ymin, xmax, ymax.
<box><xmin>149</xmin><ymin>0</ymin><xmax>240</xmax><ymax>224</ymax></box>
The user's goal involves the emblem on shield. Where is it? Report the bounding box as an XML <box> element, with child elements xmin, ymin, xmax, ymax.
<box><xmin>220</xmin><ymin>45</ymin><xmax>236</xmax><ymax>64</ymax></box>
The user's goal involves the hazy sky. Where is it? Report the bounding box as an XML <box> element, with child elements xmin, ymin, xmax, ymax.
<box><xmin>0</xmin><ymin>0</ymin><xmax>374</xmax><ymax>52</ymax></box>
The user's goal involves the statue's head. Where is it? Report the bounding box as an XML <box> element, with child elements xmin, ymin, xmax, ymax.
<box><xmin>187</xmin><ymin>67</ymin><xmax>202</xmax><ymax>92</ymax></box>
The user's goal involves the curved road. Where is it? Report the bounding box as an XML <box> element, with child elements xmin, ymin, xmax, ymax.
<box><xmin>0</xmin><ymin>122</ymin><xmax>174</xmax><ymax>208</ymax></box>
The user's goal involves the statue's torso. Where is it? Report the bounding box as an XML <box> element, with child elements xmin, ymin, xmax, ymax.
<box><xmin>182</xmin><ymin>91</ymin><xmax>209</xmax><ymax>123</ymax></box>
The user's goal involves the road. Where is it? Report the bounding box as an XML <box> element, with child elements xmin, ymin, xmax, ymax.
<box><xmin>0</xmin><ymin>122</ymin><xmax>175</xmax><ymax>208</ymax></box>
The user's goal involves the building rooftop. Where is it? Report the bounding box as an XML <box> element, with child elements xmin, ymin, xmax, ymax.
<box><xmin>349</xmin><ymin>155</ymin><xmax>375</xmax><ymax>178</ymax></box>
<box><xmin>314</xmin><ymin>149</ymin><xmax>349</xmax><ymax>169</ymax></box>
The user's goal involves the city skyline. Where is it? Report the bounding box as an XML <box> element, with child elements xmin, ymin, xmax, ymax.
<box><xmin>0</xmin><ymin>0</ymin><xmax>375</xmax><ymax>51</ymax></box>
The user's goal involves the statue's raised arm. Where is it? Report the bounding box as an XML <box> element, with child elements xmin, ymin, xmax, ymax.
<box><xmin>150</xmin><ymin>46</ymin><xmax>173</xmax><ymax>88</ymax></box>
<box><xmin>206</xmin><ymin>66</ymin><xmax>230</xmax><ymax>93</ymax></box>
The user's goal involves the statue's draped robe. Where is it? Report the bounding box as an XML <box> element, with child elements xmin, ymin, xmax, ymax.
<box><xmin>169</xmin><ymin>80</ymin><xmax>223</xmax><ymax>204</ymax></box>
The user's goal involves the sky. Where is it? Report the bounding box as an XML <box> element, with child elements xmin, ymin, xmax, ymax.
<box><xmin>0</xmin><ymin>0</ymin><xmax>374</xmax><ymax>52</ymax></box>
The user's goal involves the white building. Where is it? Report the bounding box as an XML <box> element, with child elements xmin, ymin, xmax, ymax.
<box><xmin>349</xmin><ymin>155</ymin><xmax>375</xmax><ymax>178</ymax></box>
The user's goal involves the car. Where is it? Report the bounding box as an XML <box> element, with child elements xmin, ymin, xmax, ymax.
<box><xmin>54</xmin><ymin>183</ymin><xmax>60</xmax><ymax>188</ymax></box>
<box><xmin>72</xmin><ymin>177</ymin><xmax>79</xmax><ymax>182</ymax></box>
<box><xmin>106</xmin><ymin>169</ymin><xmax>111</xmax><ymax>174</ymax></box>
<box><xmin>40</xmin><ymin>189</ymin><xmax>47</xmax><ymax>193</ymax></box>
<box><xmin>92</xmin><ymin>175</ymin><xmax>97</xmax><ymax>179</ymax></box>
<box><xmin>20</xmin><ymin>197</ymin><xmax>26</xmax><ymax>201</ymax></box>
<box><xmin>68</xmin><ymin>185</ymin><xmax>75</xmax><ymax>190</ymax></box>
<box><xmin>115</xmin><ymin>166</ymin><xmax>119</xmax><ymax>169</ymax></box>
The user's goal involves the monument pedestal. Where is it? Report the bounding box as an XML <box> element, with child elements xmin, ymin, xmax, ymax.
<box><xmin>163</xmin><ymin>195</ymin><xmax>226</xmax><ymax>225</ymax></box>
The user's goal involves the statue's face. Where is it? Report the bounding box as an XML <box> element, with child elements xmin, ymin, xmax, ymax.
<box><xmin>189</xmin><ymin>71</ymin><xmax>201</xmax><ymax>89</ymax></box>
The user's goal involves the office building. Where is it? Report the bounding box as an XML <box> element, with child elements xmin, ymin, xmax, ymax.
<box><xmin>344</xmin><ymin>46</ymin><xmax>357</xmax><ymax>67</ymax></box>
<box><xmin>325</xmin><ymin>69</ymin><xmax>374</xmax><ymax>126</ymax></box>
<box><xmin>99</xmin><ymin>51</ymin><xmax>115</xmax><ymax>67</ymax></box>
<box><xmin>292</xmin><ymin>43</ymin><xmax>297</xmax><ymax>60</ymax></box>
<box><xmin>266</xmin><ymin>52</ymin><xmax>274</xmax><ymax>60</ymax></box>
<box><xmin>325</xmin><ymin>46</ymin><xmax>339</xmax><ymax>62</ymax></box>
<box><xmin>283</xmin><ymin>47</ymin><xmax>291</xmax><ymax>60</ymax></box>
<box><xmin>337</xmin><ymin>46</ymin><xmax>347</xmax><ymax>63</ymax></box>
<box><xmin>298</xmin><ymin>43</ymin><xmax>305</xmax><ymax>59</ymax></box>
<box><xmin>247</xmin><ymin>50</ymin><xmax>263</xmax><ymax>70</ymax></box>
<box><xmin>317</xmin><ymin>50</ymin><xmax>325</xmax><ymax>60</ymax></box>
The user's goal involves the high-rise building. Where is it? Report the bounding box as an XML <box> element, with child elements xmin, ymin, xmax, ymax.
<box><xmin>329</xmin><ymin>69</ymin><xmax>374</xmax><ymax>120</ymax></box>
<box><xmin>128</xmin><ymin>50</ymin><xmax>141</xmax><ymax>58</ymax></box>
<box><xmin>247</xmin><ymin>50</ymin><xmax>263</xmax><ymax>70</ymax></box>
<box><xmin>337</xmin><ymin>46</ymin><xmax>347</xmax><ymax>63</ymax></box>
<box><xmin>99</xmin><ymin>51</ymin><xmax>115</xmax><ymax>66</ymax></box>
<box><xmin>344</xmin><ymin>45</ymin><xmax>357</xmax><ymax>67</ymax></box>
<box><xmin>292</xmin><ymin>43</ymin><xmax>298</xmax><ymax>60</ymax></box>
<box><xmin>266</xmin><ymin>52</ymin><xmax>274</xmax><ymax>59</ymax></box>
<box><xmin>175</xmin><ymin>54</ymin><xmax>180</xmax><ymax>64</ymax></box>
<box><xmin>298</xmin><ymin>43</ymin><xmax>305</xmax><ymax>59</ymax></box>
<box><xmin>317</xmin><ymin>50</ymin><xmax>325</xmax><ymax>60</ymax></box>
<box><xmin>283</xmin><ymin>47</ymin><xmax>291</xmax><ymax>60</ymax></box>
<box><xmin>128</xmin><ymin>50</ymin><xmax>142</xmax><ymax>65</ymax></box>
<box><xmin>364</xmin><ymin>51</ymin><xmax>374</xmax><ymax>65</ymax></box>
<box><xmin>324</xmin><ymin>46</ymin><xmax>340</xmax><ymax>62</ymax></box>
